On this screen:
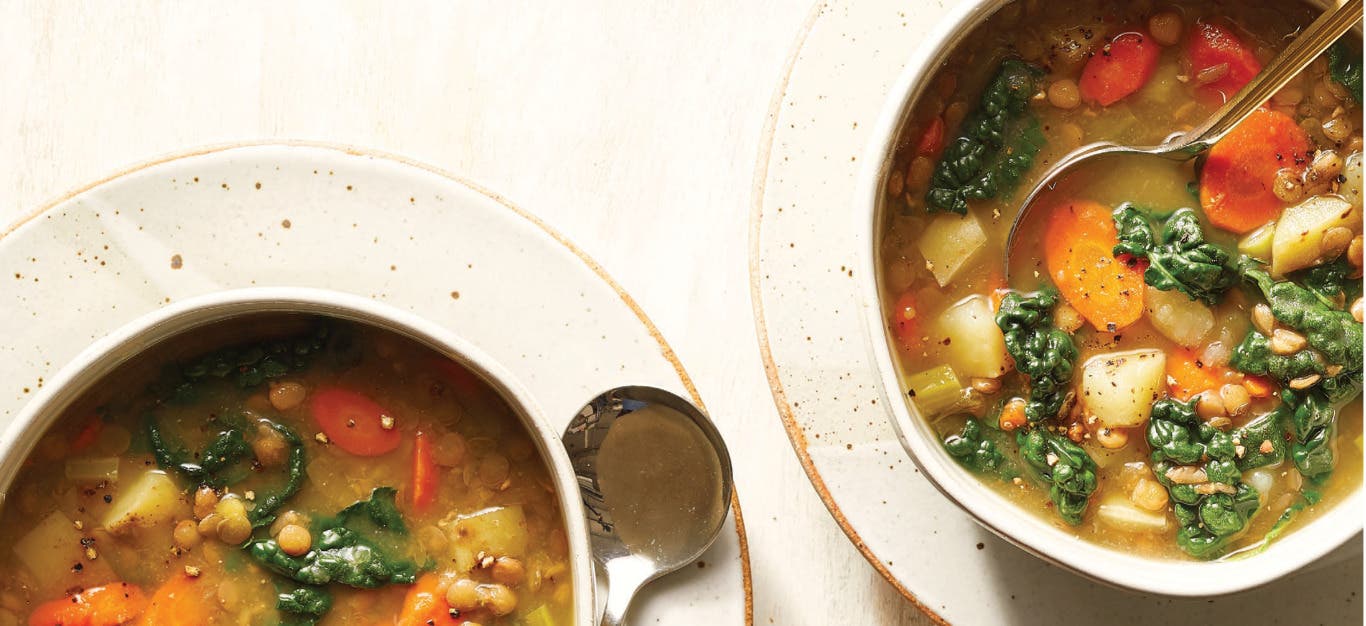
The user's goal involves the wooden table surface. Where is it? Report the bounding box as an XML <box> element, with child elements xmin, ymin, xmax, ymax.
<box><xmin>0</xmin><ymin>1</ymin><xmax>938</xmax><ymax>623</ymax></box>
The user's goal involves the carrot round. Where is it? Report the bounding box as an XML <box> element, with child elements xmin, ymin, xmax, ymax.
<box><xmin>395</xmin><ymin>573</ymin><xmax>462</xmax><ymax>626</ymax></box>
<box><xmin>1166</xmin><ymin>348</ymin><xmax>1222</xmax><ymax>400</ymax></box>
<box><xmin>29</xmin><ymin>582</ymin><xmax>147</xmax><ymax>626</ymax></box>
<box><xmin>136</xmin><ymin>574</ymin><xmax>211</xmax><ymax>626</ymax></box>
<box><xmin>1044</xmin><ymin>199</ymin><xmax>1145</xmax><ymax>331</ymax></box>
<box><xmin>1241</xmin><ymin>374</ymin><xmax>1276</xmax><ymax>398</ymax></box>
<box><xmin>310</xmin><ymin>387</ymin><xmax>402</xmax><ymax>456</ymax></box>
<box><xmin>890</xmin><ymin>289</ymin><xmax>924</xmax><ymax>351</ymax></box>
<box><xmin>1186</xmin><ymin>22</ymin><xmax>1262</xmax><ymax>103</ymax></box>
<box><xmin>70</xmin><ymin>416</ymin><xmax>104</xmax><ymax>453</ymax></box>
<box><xmin>1200</xmin><ymin>109</ymin><xmax>1312</xmax><ymax>233</ymax></box>
<box><xmin>411</xmin><ymin>431</ymin><xmax>439</xmax><ymax>512</ymax></box>
<box><xmin>1080</xmin><ymin>31</ymin><xmax>1161</xmax><ymax>106</ymax></box>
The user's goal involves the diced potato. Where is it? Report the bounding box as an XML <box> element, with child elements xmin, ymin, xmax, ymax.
<box><xmin>1237</xmin><ymin>222</ymin><xmax>1276</xmax><ymax>263</ymax></box>
<box><xmin>1271</xmin><ymin>195</ymin><xmax>1361</xmax><ymax>275</ymax></box>
<box><xmin>447</xmin><ymin>505</ymin><xmax>528</xmax><ymax>560</ymax></box>
<box><xmin>1095</xmin><ymin>492</ymin><xmax>1169</xmax><ymax>533</ymax></box>
<box><xmin>1144</xmin><ymin>286</ymin><xmax>1214</xmax><ymax>348</ymax></box>
<box><xmin>918</xmin><ymin>212</ymin><xmax>987</xmax><ymax>287</ymax></box>
<box><xmin>934</xmin><ymin>295</ymin><xmax>1011</xmax><ymax>378</ymax></box>
<box><xmin>1342</xmin><ymin>152</ymin><xmax>1363</xmax><ymax>210</ymax></box>
<box><xmin>14</xmin><ymin>511</ymin><xmax>115</xmax><ymax>590</ymax></box>
<box><xmin>1246</xmin><ymin>468</ymin><xmax>1276</xmax><ymax>498</ymax></box>
<box><xmin>65</xmin><ymin>456</ymin><xmax>120</xmax><ymax>483</ymax></box>
<box><xmin>1080</xmin><ymin>349</ymin><xmax>1167</xmax><ymax>428</ymax></box>
<box><xmin>101</xmin><ymin>470</ymin><xmax>186</xmax><ymax>535</ymax></box>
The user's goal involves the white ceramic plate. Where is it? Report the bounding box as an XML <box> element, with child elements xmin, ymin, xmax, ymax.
<box><xmin>0</xmin><ymin>142</ymin><xmax>751</xmax><ymax>624</ymax></box>
<box><xmin>750</xmin><ymin>0</ymin><xmax>1361</xmax><ymax>623</ymax></box>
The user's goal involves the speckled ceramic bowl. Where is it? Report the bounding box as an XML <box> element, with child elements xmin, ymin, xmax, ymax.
<box><xmin>855</xmin><ymin>0</ymin><xmax>1362</xmax><ymax>598</ymax></box>
<box><xmin>0</xmin><ymin>287</ymin><xmax>595</xmax><ymax>624</ymax></box>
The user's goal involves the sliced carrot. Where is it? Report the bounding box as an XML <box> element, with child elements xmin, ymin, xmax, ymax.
<box><xmin>395</xmin><ymin>574</ymin><xmax>459</xmax><ymax>626</ymax></box>
<box><xmin>998</xmin><ymin>398</ymin><xmax>1027</xmax><ymax>432</ymax></box>
<box><xmin>430</xmin><ymin>357</ymin><xmax>486</xmax><ymax>399</ymax></box>
<box><xmin>29</xmin><ymin>582</ymin><xmax>147</xmax><ymax>626</ymax></box>
<box><xmin>890</xmin><ymin>289</ymin><xmax>924</xmax><ymax>351</ymax></box>
<box><xmin>1044</xmin><ymin>200</ymin><xmax>1145</xmax><ymax>331</ymax></box>
<box><xmin>411</xmin><ymin>431</ymin><xmax>439</xmax><ymax>512</ymax></box>
<box><xmin>1186</xmin><ymin>22</ymin><xmax>1262</xmax><ymax>103</ymax></box>
<box><xmin>1242</xmin><ymin>374</ymin><xmax>1276</xmax><ymax>398</ymax></box>
<box><xmin>70</xmin><ymin>416</ymin><xmax>103</xmax><ymax>453</ymax></box>
<box><xmin>1200</xmin><ymin>109</ymin><xmax>1312</xmax><ymax>233</ymax></box>
<box><xmin>916</xmin><ymin>116</ymin><xmax>945</xmax><ymax>157</ymax></box>
<box><xmin>310</xmin><ymin>387</ymin><xmax>403</xmax><ymax>457</ymax></box>
<box><xmin>1079</xmin><ymin>31</ymin><xmax>1161</xmax><ymax>106</ymax></box>
<box><xmin>136</xmin><ymin>574</ymin><xmax>211</xmax><ymax>626</ymax></box>
<box><xmin>1166</xmin><ymin>348</ymin><xmax>1222</xmax><ymax>401</ymax></box>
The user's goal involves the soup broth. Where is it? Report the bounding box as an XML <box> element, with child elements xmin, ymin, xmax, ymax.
<box><xmin>879</xmin><ymin>0</ymin><xmax>1363</xmax><ymax>559</ymax></box>
<box><xmin>0</xmin><ymin>317</ymin><xmax>572</xmax><ymax>625</ymax></box>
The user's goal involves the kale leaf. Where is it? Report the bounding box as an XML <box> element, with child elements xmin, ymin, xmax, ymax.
<box><xmin>995</xmin><ymin>290</ymin><xmax>1078</xmax><ymax>423</ymax></box>
<box><xmin>1233</xmin><ymin>411</ymin><xmax>1287</xmax><ymax>472</ymax></box>
<box><xmin>146</xmin><ymin>413</ymin><xmax>305</xmax><ymax>524</ymax></box>
<box><xmin>1291</xmin><ymin>258</ymin><xmax>1360</xmax><ymax>310</ymax></box>
<box><xmin>1229</xmin><ymin>330</ymin><xmax>1326</xmax><ymax>383</ymax></box>
<box><xmin>943</xmin><ymin>417</ymin><xmax>1019</xmax><ymax>480</ymax></box>
<box><xmin>247</xmin><ymin>488</ymin><xmax>418</xmax><ymax>589</ymax></box>
<box><xmin>1017</xmin><ymin>429</ymin><xmax>1097</xmax><ymax>525</ymax></box>
<box><xmin>1145</xmin><ymin>398</ymin><xmax>1259</xmax><ymax>559</ymax></box>
<box><xmin>925</xmin><ymin>59</ymin><xmax>1045</xmax><ymax>214</ymax></box>
<box><xmin>277</xmin><ymin>585</ymin><xmax>332</xmax><ymax>626</ymax></box>
<box><xmin>1329</xmin><ymin>39</ymin><xmax>1363</xmax><ymax>104</ymax></box>
<box><xmin>1111</xmin><ymin>204</ymin><xmax>1237</xmax><ymax>304</ymax></box>
<box><xmin>154</xmin><ymin>322</ymin><xmax>332</xmax><ymax>403</ymax></box>
<box><xmin>1240</xmin><ymin>260</ymin><xmax>1363</xmax><ymax>371</ymax></box>
<box><xmin>1278</xmin><ymin>389</ymin><xmax>1339</xmax><ymax>479</ymax></box>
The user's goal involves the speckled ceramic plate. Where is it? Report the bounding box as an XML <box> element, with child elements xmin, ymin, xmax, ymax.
<box><xmin>750</xmin><ymin>1</ymin><xmax>1360</xmax><ymax>623</ymax></box>
<box><xmin>0</xmin><ymin>142</ymin><xmax>751</xmax><ymax>624</ymax></box>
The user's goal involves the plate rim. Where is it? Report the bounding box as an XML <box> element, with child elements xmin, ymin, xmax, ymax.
<box><xmin>2</xmin><ymin>138</ymin><xmax>755</xmax><ymax>625</ymax></box>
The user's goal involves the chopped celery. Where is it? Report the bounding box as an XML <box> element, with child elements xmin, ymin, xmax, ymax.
<box><xmin>64</xmin><ymin>456</ymin><xmax>119</xmax><ymax>483</ymax></box>
<box><xmin>906</xmin><ymin>365</ymin><xmax>962</xmax><ymax>417</ymax></box>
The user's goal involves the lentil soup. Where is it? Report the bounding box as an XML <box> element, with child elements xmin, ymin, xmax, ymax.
<box><xmin>0</xmin><ymin>315</ymin><xmax>573</xmax><ymax>625</ymax></box>
<box><xmin>879</xmin><ymin>0</ymin><xmax>1363</xmax><ymax>560</ymax></box>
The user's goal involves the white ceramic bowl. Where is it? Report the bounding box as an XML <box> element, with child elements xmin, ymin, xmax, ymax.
<box><xmin>0</xmin><ymin>287</ymin><xmax>594</xmax><ymax>624</ymax></box>
<box><xmin>855</xmin><ymin>0</ymin><xmax>1362</xmax><ymax>597</ymax></box>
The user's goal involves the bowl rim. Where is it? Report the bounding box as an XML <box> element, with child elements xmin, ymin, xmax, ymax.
<box><xmin>852</xmin><ymin>0</ymin><xmax>1362</xmax><ymax>597</ymax></box>
<box><xmin>0</xmin><ymin>286</ymin><xmax>595</xmax><ymax>623</ymax></box>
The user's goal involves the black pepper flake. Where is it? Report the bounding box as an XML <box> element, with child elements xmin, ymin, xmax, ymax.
<box><xmin>102</xmin><ymin>494</ymin><xmax>113</xmax><ymax>504</ymax></box>
<box><xmin>72</xmin><ymin>563</ymin><xmax>83</xmax><ymax>572</ymax></box>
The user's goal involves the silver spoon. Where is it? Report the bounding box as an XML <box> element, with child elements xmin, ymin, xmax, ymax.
<box><xmin>562</xmin><ymin>386</ymin><xmax>734</xmax><ymax>626</ymax></box>
<box><xmin>1006</xmin><ymin>0</ymin><xmax>1363</xmax><ymax>277</ymax></box>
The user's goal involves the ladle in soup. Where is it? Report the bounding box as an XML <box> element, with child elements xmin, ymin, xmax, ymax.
<box><xmin>1005</xmin><ymin>0</ymin><xmax>1362</xmax><ymax>279</ymax></box>
<box><xmin>561</xmin><ymin>386</ymin><xmax>733</xmax><ymax>626</ymax></box>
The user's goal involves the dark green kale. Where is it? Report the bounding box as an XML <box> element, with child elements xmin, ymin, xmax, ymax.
<box><xmin>943</xmin><ymin>417</ymin><xmax>1019</xmax><ymax>480</ymax></box>
<box><xmin>1111</xmin><ymin>204</ymin><xmax>1237</xmax><ymax>304</ymax></box>
<box><xmin>155</xmin><ymin>322</ymin><xmax>332</xmax><ymax>403</ymax></box>
<box><xmin>1278</xmin><ymin>389</ymin><xmax>1339</xmax><ymax>479</ymax></box>
<box><xmin>925</xmin><ymin>59</ymin><xmax>1045</xmax><ymax>214</ymax></box>
<box><xmin>1291</xmin><ymin>258</ymin><xmax>1360</xmax><ymax>310</ymax></box>
<box><xmin>1229</xmin><ymin>331</ymin><xmax>1326</xmax><ymax>383</ymax></box>
<box><xmin>1017</xmin><ymin>429</ymin><xmax>1096</xmax><ymax>525</ymax></box>
<box><xmin>1233</xmin><ymin>412</ymin><xmax>1287</xmax><ymax>471</ymax></box>
<box><xmin>1145</xmin><ymin>398</ymin><xmax>1259</xmax><ymax>559</ymax></box>
<box><xmin>995</xmin><ymin>290</ymin><xmax>1078</xmax><ymax>423</ymax></box>
<box><xmin>277</xmin><ymin>585</ymin><xmax>332</xmax><ymax>626</ymax></box>
<box><xmin>1239</xmin><ymin>260</ymin><xmax>1363</xmax><ymax>372</ymax></box>
<box><xmin>146</xmin><ymin>413</ymin><xmax>305</xmax><ymax>524</ymax></box>
<box><xmin>247</xmin><ymin>488</ymin><xmax>418</xmax><ymax>589</ymax></box>
<box><xmin>1328</xmin><ymin>39</ymin><xmax>1363</xmax><ymax>104</ymax></box>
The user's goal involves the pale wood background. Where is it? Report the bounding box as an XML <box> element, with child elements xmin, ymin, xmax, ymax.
<box><xmin>0</xmin><ymin>1</ymin><xmax>935</xmax><ymax>624</ymax></box>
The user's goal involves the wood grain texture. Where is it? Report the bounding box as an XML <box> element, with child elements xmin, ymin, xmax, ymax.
<box><xmin>0</xmin><ymin>1</ymin><xmax>932</xmax><ymax>624</ymax></box>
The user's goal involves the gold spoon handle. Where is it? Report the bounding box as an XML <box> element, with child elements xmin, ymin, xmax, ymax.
<box><xmin>1171</xmin><ymin>0</ymin><xmax>1363</xmax><ymax>156</ymax></box>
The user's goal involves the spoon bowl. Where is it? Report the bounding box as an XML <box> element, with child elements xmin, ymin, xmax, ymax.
<box><xmin>1005</xmin><ymin>0</ymin><xmax>1362</xmax><ymax>279</ymax></box>
<box><xmin>562</xmin><ymin>386</ymin><xmax>734</xmax><ymax>626</ymax></box>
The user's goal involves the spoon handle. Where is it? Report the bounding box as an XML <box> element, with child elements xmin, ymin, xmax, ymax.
<box><xmin>599</xmin><ymin>557</ymin><xmax>653</xmax><ymax>626</ymax></box>
<box><xmin>1174</xmin><ymin>0</ymin><xmax>1362</xmax><ymax>154</ymax></box>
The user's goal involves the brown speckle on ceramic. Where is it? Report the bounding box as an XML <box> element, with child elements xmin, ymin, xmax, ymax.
<box><xmin>281</xmin><ymin>219</ymin><xmax>292</xmax><ymax>229</ymax></box>
<box><xmin>450</xmin><ymin>291</ymin><xmax>461</xmax><ymax>300</ymax></box>
<box><xmin>170</xmin><ymin>254</ymin><xmax>183</xmax><ymax>269</ymax></box>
